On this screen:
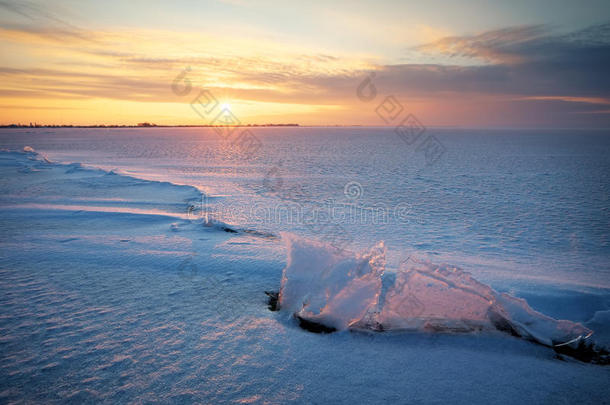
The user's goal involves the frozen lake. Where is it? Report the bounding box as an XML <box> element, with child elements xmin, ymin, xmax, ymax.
<box><xmin>0</xmin><ymin>127</ymin><xmax>609</xmax><ymax>403</ymax></box>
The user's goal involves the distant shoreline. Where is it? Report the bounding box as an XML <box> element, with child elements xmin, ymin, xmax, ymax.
<box><xmin>2</xmin><ymin>124</ymin><xmax>608</xmax><ymax>130</ymax></box>
<box><xmin>0</xmin><ymin>123</ymin><xmax>303</xmax><ymax>128</ymax></box>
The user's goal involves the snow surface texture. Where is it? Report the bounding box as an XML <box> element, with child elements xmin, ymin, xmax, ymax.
<box><xmin>1</xmin><ymin>142</ymin><xmax>609</xmax><ymax>403</ymax></box>
<box><xmin>279</xmin><ymin>234</ymin><xmax>593</xmax><ymax>347</ymax></box>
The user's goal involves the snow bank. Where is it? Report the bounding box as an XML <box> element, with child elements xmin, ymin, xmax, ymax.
<box><xmin>279</xmin><ymin>235</ymin><xmax>593</xmax><ymax>347</ymax></box>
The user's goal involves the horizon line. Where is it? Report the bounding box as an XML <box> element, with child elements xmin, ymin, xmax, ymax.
<box><xmin>2</xmin><ymin>123</ymin><xmax>610</xmax><ymax>131</ymax></box>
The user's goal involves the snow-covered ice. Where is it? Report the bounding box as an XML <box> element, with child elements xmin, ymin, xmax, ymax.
<box><xmin>1</xmin><ymin>128</ymin><xmax>609</xmax><ymax>403</ymax></box>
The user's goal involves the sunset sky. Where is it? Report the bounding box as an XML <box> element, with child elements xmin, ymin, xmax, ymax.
<box><xmin>1</xmin><ymin>0</ymin><xmax>609</xmax><ymax>127</ymax></box>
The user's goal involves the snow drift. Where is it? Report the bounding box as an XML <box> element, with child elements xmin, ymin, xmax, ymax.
<box><xmin>278</xmin><ymin>234</ymin><xmax>593</xmax><ymax>347</ymax></box>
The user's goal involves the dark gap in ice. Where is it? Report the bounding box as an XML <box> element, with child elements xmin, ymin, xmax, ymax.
<box><xmin>296</xmin><ymin>315</ymin><xmax>337</xmax><ymax>334</ymax></box>
<box><xmin>488</xmin><ymin>309</ymin><xmax>522</xmax><ymax>338</ymax></box>
<box><xmin>553</xmin><ymin>341</ymin><xmax>610</xmax><ymax>365</ymax></box>
<box><xmin>265</xmin><ymin>291</ymin><xmax>279</xmax><ymax>311</ymax></box>
<box><xmin>220</xmin><ymin>226</ymin><xmax>238</xmax><ymax>233</ymax></box>
<box><xmin>265</xmin><ymin>290</ymin><xmax>336</xmax><ymax>333</ymax></box>
<box><xmin>244</xmin><ymin>229</ymin><xmax>278</xmax><ymax>239</ymax></box>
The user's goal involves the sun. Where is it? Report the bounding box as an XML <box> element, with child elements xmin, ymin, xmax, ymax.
<box><xmin>220</xmin><ymin>102</ymin><xmax>232</xmax><ymax>111</ymax></box>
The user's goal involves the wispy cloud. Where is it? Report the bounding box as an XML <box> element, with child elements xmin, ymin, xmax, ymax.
<box><xmin>415</xmin><ymin>25</ymin><xmax>548</xmax><ymax>64</ymax></box>
<box><xmin>1</xmin><ymin>1</ymin><xmax>609</xmax><ymax>127</ymax></box>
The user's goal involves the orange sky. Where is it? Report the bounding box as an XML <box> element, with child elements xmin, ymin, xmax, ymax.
<box><xmin>1</xmin><ymin>0</ymin><xmax>609</xmax><ymax>127</ymax></box>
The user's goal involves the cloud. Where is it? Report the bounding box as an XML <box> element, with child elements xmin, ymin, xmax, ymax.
<box><xmin>355</xmin><ymin>23</ymin><xmax>610</xmax><ymax>100</ymax></box>
<box><xmin>0</xmin><ymin>0</ymin><xmax>91</xmax><ymax>41</ymax></box>
<box><xmin>0</xmin><ymin>11</ymin><xmax>609</xmax><ymax>126</ymax></box>
<box><xmin>416</xmin><ymin>25</ymin><xmax>548</xmax><ymax>64</ymax></box>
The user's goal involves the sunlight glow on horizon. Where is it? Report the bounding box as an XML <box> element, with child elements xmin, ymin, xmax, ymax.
<box><xmin>0</xmin><ymin>0</ymin><xmax>609</xmax><ymax>128</ymax></box>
